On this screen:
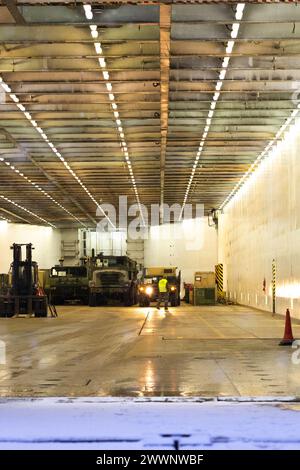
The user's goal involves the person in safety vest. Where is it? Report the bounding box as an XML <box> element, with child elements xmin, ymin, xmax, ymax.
<box><xmin>157</xmin><ymin>275</ymin><xmax>169</xmax><ymax>311</ymax></box>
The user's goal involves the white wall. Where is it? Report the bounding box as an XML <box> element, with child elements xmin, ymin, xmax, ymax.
<box><xmin>79</xmin><ymin>229</ymin><xmax>127</xmax><ymax>258</ymax></box>
<box><xmin>0</xmin><ymin>222</ymin><xmax>61</xmax><ymax>272</ymax></box>
<box><xmin>127</xmin><ymin>237</ymin><xmax>144</xmax><ymax>268</ymax></box>
<box><xmin>144</xmin><ymin>218</ymin><xmax>218</xmax><ymax>283</ymax></box>
<box><xmin>218</xmin><ymin>119</ymin><xmax>300</xmax><ymax>319</ymax></box>
<box><xmin>61</xmin><ymin>228</ymin><xmax>80</xmax><ymax>265</ymax></box>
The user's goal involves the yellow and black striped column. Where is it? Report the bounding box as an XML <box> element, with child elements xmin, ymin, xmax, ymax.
<box><xmin>272</xmin><ymin>259</ymin><xmax>276</xmax><ymax>314</ymax></box>
<box><xmin>215</xmin><ymin>263</ymin><xmax>224</xmax><ymax>300</ymax></box>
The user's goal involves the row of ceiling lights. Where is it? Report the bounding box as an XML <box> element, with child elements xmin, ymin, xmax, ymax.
<box><xmin>0</xmin><ymin>75</ymin><xmax>86</xmax><ymax>227</ymax></box>
<box><xmin>0</xmin><ymin>215</ymin><xmax>11</xmax><ymax>223</ymax></box>
<box><xmin>219</xmin><ymin>106</ymin><xmax>300</xmax><ymax>210</ymax></box>
<box><xmin>0</xmin><ymin>76</ymin><xmax>115</xmax><ymax>229</ymax></box>
<box><xmin>0</xmin><ymin>154</ymin><xmax>85</xmax><ymax>228</ymax></box>
<box><xmin>83</xmin><ymin>4</ymin><xmax>145</xmax><ymax>225</ymax></box>
<box><xmin>0</xmin><ymin>194</ymin><xmax>56</xmax><ymax>227</ymax></box>
<box><xmin>179</xmin><ymin>3</ymin><xmax>246</xmax><ymax>219</ymax></box>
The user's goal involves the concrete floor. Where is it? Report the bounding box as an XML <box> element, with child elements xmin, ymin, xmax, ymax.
<box><xmin>0</xmin><ymin>304</ymin><xmax>299</xmax><ymax>397</ymax></box>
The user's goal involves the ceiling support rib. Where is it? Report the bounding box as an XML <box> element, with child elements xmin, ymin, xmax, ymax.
<box><xmin>0</xmin><ymin>206</ymin><xmax>30</xmax><ymax>224</ymax></box>
<box><xmin>159</xmin><ymin>4</ymin><xmax>171</xmax><ymax>223</ymax></box>
<box><xmin>29</xmin><ymin>157</ymin><xmax>97</xmax><ymax>226</ymax></box>
<box><xmin>3</xmin><ymin>0</ymin><xmax>26</xmax><ymax>25</ymax></box>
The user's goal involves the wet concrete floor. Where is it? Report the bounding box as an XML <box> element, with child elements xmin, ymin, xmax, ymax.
<box><xmin>0</xmin><ymin>304</ymin><xmax>299</xmax><ymax>397</ymax></box>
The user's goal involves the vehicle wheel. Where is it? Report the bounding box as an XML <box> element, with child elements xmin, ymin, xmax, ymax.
<box><xmin>170</xmin><ymin>294</ymin><xmax>177</xmax><ymax>307</ymax></box>
<box><xmin>138</xmin><ymin>296</ymin><xmax>149</xmax><ymax>307</ymax></box>
<box><xmin>124</xmin><ymin>289</ymin><xmax>133</xmax><ymax>306</ymax></box>
<box><xmin>89</xmin><ymin>293</ymin><xmax>96</xmax><ymax>307</ymax></box>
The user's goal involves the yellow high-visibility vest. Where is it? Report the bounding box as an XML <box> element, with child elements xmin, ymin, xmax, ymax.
<box><xmin>158</xmin><ymin>278</ymin><xmax>168</xmax><ymax>293</ymax></box>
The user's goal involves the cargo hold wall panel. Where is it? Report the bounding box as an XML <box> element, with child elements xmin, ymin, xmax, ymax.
<box><xmin>218</xmin><ymin>122</ymin><xmax>300</xmax><ymax>320</ymax></box>
<box><xmin>0</xmin><ymin>222</ymin><xmax>61</xmax><ymax>272</ymax></box>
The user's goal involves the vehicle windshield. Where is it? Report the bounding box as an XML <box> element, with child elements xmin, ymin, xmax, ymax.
<box><xmin>144</xmin><ymin>276</ymin><xmax>158</xmax><ymax>285</ymax></box>
<box><xmin>166</xmin><ymin>276</ymin><xmax>177</xmax><ymax>284</ymax></box>
<box><xmin>51</xmin><ymin>267</ymin><xmax>87</xmax><ymax>278</ymax></box>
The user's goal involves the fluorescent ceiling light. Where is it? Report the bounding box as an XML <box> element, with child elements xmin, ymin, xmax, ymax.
<box><xmin>94</xmin><ymin>43</ymin><xmax>102</xmax><ymax>54</ymax></box>
<box><xmin>83</xmin><ymin>4</ymin><xmax>93</xmax><ymax>20</ymax></box>
<box><xmin>91</xmin><ymin>30</ymin><xmax>98</xmax><ymax>39</ymax></box>
<box><xmin>222</xmin><ymin>57</ymin><xmax>230</xmax><ymax>68</ymax></box>
<box><xmin>10</xmin><ymin>94</ymin><xmax>19</xmax><ymax>103</ymax></box>
<box><xmin>99</xmin><ymin>57</ymin><xmax>106</xmax><ymax>68</ymax></box>
<box><xmin>226</xmin><ymin>40</ymin><xmax>235</xmax><ymax>55</ymax></box>
<box><xmin>231</xmin><ymin>23</ymin><xmax>240</xmax><ymax>39</ymax></box>
<box><xmin>219</xmin><ymin>69</ymin><xmax>226</xmax><ymax>81</ymax></box>
<box><xmin>102</xmin><ymin>71</ymin><xmax>109</xmax><ymax>80</ymax></box>
<box><xmin>1</xmin><ymin>82</ymin><xmax>11</xmax><ymax>93</ymax></box>
<box><xmin>235</xmin><ymin>3</ymin><xmax>245</xmax><ymax>21</ymax></box>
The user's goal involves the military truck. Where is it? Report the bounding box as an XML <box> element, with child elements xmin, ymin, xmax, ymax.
<box><xmin>45</xmin><ymin>264</ymin><xmax>89</xmax><ymax>305</ymax></box>
<box><xmin>138</xmin><ymin>267</ymin><xmax>181</xmax><ymax>307</ymax></box>
<box><xmin>88</xmin><ymin>255</ymin><xmax>138</xmax><ymax>306</ymax></box>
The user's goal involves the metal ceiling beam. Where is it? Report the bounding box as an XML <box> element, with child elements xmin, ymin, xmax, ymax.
<box><xmin>29</xmin><ymin>157</ymin><xmax>97</xmax><ymax>226</ymax></box>
<box><xmin>3</xmin><ymin>0</ymin><xmax>26</xmax><ymax>24</ymax></box>
<box><xmin>159</xmin><ymin>3</ymin><xmax>171</xmax><ymax>222</ymax></box>
<box><xmin>0</xmin><ymin>206</ymin><xmax>30</xmax><ymax>223</ymax></box>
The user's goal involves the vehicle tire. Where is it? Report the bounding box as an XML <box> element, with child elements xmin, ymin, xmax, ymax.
<box><xmin>170</xmin><ymin>293</ymin><xmax>177</xmax><ymax>307</ymax></box>
<box><xmin>124</xmin><ymin>288</ymin><xmax>133</xmax><ymax>306</ymax></box>
<box><xmin>139</xmin><ymin>296</ymin><xmax>149</xmax><ymax>307</ymax></box>
<box><xmin>89</xmin><ymin>293</ymin><xmax>96</xmax><ymax>307</ymax></box>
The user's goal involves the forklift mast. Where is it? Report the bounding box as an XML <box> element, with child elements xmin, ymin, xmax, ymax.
<box><xmin>11</xmin><ymin>243</ymin><xmax>37</xmax><ymax>296</ymax></box>
<box><xmin>0</xmin><ymin>243</ymin><xmax>48</xmax><ymax>318</ymax></box>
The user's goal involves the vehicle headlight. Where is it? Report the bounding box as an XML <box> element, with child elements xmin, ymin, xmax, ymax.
<box><xmin>145</xmin><ymin>286</ymin><xmax>153</xmax><ymax>296</ymax></box>
<box><xmin>170</xmin><ymin>286</ymin><xmax>176</xmax><ymax>291</ymax></box>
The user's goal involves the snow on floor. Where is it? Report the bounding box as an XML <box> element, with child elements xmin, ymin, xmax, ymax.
<box><xmin>0</xmin><ymin>397</ymin><xmax>299</xmax><ymax>450</ymax></box>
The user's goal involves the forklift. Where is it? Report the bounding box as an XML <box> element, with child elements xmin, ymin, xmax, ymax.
<box><xmin>0</xmin><ymin>243</ymin><xmax>48</xmax><ymax>317</ymax></box>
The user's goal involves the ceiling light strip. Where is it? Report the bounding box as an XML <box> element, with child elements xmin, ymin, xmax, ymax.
<box><xmin>83</xmin><ymin>4</ymin><xmax>145</xmax><ymax>226</ymax></box>
<box><xmin>179</xmin><ymin>3</ymin><xmax>245</xmax><ymax>219</ymax></box>
<box><xmin>0</xmin><ymin>156</ymin><xmax>85</xmax><ymax>227</ymax></box>
<box><xmin>0</xmin><ymin>195</ymin><xmax>56</xmax><ymax>228</ymax></box>
<box><xmin>0</xmin><ymin>76</ymin><xmax>114</xmax><ymax>229</ymax></box>
<box><xmin>0</xmin><ymin>215</ymin><xmax>11</xmax><ymax>222</ymax></box>
<box><xmin>219</xmin><ymin>107</ymin><xmax>300</xmax><ymax>210</ymax></box>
